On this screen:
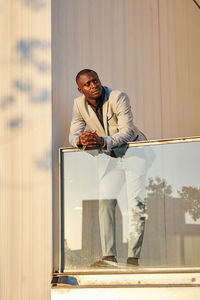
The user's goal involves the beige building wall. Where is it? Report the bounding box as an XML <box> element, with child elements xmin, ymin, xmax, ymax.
<box><xmin>159</xmin><ymin>0</ymin><xmax>200</xmax><ymax>138</ymax></box>
<box><xmin>0</xmin><ymin>1</ymin><xmax>52</xmax><ymax>300</ymax></box>
<box><xmin>52</xmin><ymin>0</ymin><xmax>200</xmax><ymax>146</ymax></box>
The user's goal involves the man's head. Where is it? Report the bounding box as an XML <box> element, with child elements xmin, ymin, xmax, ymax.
<box><xmin>76</xmin><ymin>69</ymin><xmax>103</xmax><ymax>100</ymax></box>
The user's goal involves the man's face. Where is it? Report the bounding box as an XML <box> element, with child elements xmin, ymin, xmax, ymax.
<box><xmin>77</xmin><ymin>71</ymin><xmax>103</xmax><ymax>99</ymax></box>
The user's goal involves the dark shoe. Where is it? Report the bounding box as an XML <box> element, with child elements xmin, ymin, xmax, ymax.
<box><xmin>126</xmin><ymin>257</ymin><xmax>139</xmax><ymax>266</ymax></box>
<box><xmin>90</xmin><ymin>256</ymin><xmax>118</xmax><ymax>268</ymax></box>
<box><xmin>102</xmin><ymin>256</ymin><xmax>117</xmax><ymax>263</ymax></box>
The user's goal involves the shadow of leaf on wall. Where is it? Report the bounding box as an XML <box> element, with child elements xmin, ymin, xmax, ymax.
<box><xmin>0</xmin><ymin>96</ymin><xmax>15</xmax><ymax>109</ymax></box>
<box><xmin>23</xmin><ymin>0</ymin><xmax>47</xmax><ymax>10</ymax></box>
<box><xmin>35</xmin><ymin>149</ymin><xmax>52</xmax><ymax>171</ymax></box>
<box><xmin>7</xmin><ymin>117</ymin><xmax>23</xmax><ymax>129</ymax></box>
<box><xmin>16</xmin><ymin>39</ymin><xmax>51</xmax><ymax>73</ymax></box>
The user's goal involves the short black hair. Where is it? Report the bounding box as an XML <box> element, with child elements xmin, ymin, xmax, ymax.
<box><xmin>76</xmin><ymin>69</ymin><xmax>98</xmax><ymax>83</ymax></box>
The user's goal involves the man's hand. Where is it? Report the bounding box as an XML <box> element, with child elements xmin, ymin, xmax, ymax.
<box><xmin>79</xmin><ymin>130</ymin><xmax>104</xmax><ymax>148</ymax></box>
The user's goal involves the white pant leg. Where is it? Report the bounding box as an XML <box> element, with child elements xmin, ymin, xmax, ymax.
<box><xmin>98</xmin><ymin>156</ymin><xmax>125</xmax><ymax>256</ymax></box>
<box><xmin>124</xmin><ymin>156</ymin><xmax>147</xmax><ymax>258</ymax></box>
<box><xmin>98</xmin><ymin>157</ymin><xmax>124</xmax><ymax>199</ymax></box>
<box><xmin>98</xmin><ymin>199</ymin><xmax>117</xmax><ymax>256</ymax></box>
<box><xmin>97</xmin><ymin>151</ymin><xmax>149</xmax><ymax>258</ymax></box>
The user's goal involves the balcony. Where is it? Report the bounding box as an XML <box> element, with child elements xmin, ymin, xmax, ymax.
<box><xmin>52</xmin><ymin>137</ymin><xmax>200</xmax><ymax>299</ymax></box>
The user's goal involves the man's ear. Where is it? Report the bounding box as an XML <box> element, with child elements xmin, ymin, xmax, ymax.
<box><xmin>78</xmin><ymin>87</ymin><xmax>83</xmax><ymax>94</ymax></box>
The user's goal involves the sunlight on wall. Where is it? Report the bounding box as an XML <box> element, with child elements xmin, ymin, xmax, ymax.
<box><xmin>0</xmin><ymin>1</ymin><xmax>51</xmax><ymax>299</ymax></box>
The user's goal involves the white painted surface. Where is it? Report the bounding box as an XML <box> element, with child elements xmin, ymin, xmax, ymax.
<box><xmin>52</xmin><ymin>286</ymin><xmax>200</xmax><ymax>300</ymax></box>
<box><xmin>0</xmin><ymin>1</ymin><xmax>52</xmax><ymax>300</ymax></box>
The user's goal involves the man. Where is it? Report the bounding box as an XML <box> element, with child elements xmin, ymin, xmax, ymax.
<box><xmin>69</xmin><ymin>69</ymin><xmax>148</xmax><ymax>267</ymax></box>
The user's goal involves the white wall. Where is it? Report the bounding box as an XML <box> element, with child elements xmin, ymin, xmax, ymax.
<box><xmin>0</xmin><ymin>1</ymin><xmax>52</xmax><ymax>300</ymax></box>
<box><xmin>52</xmin><ymin>0</ymin><xmax>200</xmax><ymax>144</ymax></box>
<box><xmin>159</xmin><ymin>0</ymin><xmax>200</xmax><ymax>138</ymax></box>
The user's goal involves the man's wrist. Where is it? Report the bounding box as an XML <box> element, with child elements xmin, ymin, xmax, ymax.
<box><xmin>99</xmin><ymin>137</ymin><xmax>103</xmax><ymax>147</ymax></box>
<box><xmin>101</xmin><ymin>137</ymin><xmax>107</xmax><ymax>149</ymax></box>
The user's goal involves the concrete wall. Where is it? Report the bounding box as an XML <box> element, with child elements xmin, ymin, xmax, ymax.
<box><xmin>52</xmin><ymin>0</ymin><xmax>200</xmax><ymax>145</ymax></box>
<box><xmin>0</xmin><ymin>1</ymin><xmax>52</xmax><ymax>300</ymax></box>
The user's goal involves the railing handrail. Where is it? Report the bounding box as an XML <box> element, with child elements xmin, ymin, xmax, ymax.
<box><xmin>60</xmin><ymin>135</ymin><xmax>200</xmax><ymax>152</ymax></box>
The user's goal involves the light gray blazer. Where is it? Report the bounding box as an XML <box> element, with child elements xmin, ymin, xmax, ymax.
<box><xmin>69</xmin><ymin>86</ymin><xmax>146</xmax><ymax>151</ymax></box>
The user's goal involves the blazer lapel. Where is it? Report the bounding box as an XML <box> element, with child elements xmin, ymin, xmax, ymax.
<box><xmin>102</xmin><ymin>100</ymin><xmax>109</xmax><ymax>136</ymax></box>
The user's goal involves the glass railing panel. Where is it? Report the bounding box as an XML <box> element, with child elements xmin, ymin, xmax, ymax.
<box><xmin>60</xmin><ymin>138</ymin><xmax>200</xmax><ymax>271</ymax></box>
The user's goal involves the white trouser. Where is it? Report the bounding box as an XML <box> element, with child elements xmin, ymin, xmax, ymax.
<box><xmin>98</xmin><ymin>151</ymin><xmax>148</xmax><ymax>258</ymax></box>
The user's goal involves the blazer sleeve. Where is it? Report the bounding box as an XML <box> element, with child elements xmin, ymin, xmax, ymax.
<box><xmin>69</xmin><ymin>99</ymin><xmax>86</xmax><ymax>147</ymax></box>
<box><xmin>103</xmin><ymin>92</ymin><xmax>139</xmax><ymax>150</ymax></box>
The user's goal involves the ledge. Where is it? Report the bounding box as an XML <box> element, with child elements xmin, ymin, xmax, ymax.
<box><xmin>52</xmin><ymin>268</ymin><xmax>200</xmax><ymax>288</ymax></box>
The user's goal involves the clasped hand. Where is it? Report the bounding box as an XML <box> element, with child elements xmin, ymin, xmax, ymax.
<box><xmin>79</xmin><ymin>130</ymin><xmax>104</xmax><ymax>148</ymax></box>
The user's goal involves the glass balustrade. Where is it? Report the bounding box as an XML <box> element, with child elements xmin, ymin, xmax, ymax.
<box><xmin>59</xmin><ymin>137</ymin><xmax>200</xmax><ymax>271</ymax></box>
